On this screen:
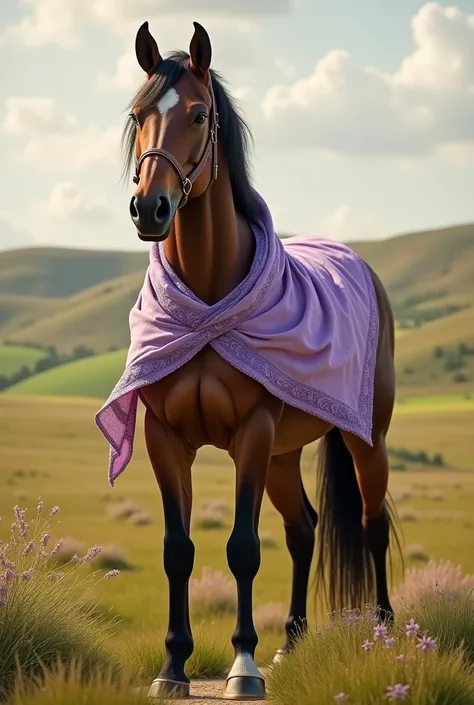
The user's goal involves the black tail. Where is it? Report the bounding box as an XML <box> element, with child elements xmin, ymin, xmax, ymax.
<box><xmin>315</xmin><ymin>427</ymin><xmax>402</xmax><ymax>612</ymax></box>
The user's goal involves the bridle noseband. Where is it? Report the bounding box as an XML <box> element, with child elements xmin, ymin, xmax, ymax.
<box><xmin>132</xmin><ymin>80</ymin><xmax>219</xmax><ymax>209</ymax></box>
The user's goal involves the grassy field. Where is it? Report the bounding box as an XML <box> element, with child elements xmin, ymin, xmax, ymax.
<box><xmin>0</xmin><ymin>344</ymin><xmax>49</xmax><ymax>376</ymax></box>
<box><xmin>1</xmin><ymin>394</ymin><xmax>473</xmax><ymax>669</ymax></box>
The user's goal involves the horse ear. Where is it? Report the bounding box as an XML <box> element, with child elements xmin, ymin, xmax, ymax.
<box><xmin>189</xmin><ymin>22</ymin><xmax>212</xmax><ymax>79</ymax></box>
<box><xmin>135</xmin><ymin>21</ymin><xmax>162</xmax><ymax>77</ymax></box>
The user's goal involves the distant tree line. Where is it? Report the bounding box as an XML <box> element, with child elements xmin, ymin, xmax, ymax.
<box><xmin>388</xmin><ymin>446</ymin><xmax>446</xmax><ymax>471</ymax></box>
<box><xmin>432</xmin><ymin>342</ymin><xmax>474</xmax><ymax>384</ymax></box>
<box><xmin>0</xmin><ymin>342</ymin><xmax>95</xmax><ymax>392</ymax></box>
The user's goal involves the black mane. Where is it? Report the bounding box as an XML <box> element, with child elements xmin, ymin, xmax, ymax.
<box><xmin>122</xmin><ymin>50</ymin><xmax>259</xmax><ymax>223</ymax></box>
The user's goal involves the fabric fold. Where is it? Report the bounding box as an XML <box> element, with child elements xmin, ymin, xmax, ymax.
<box><xmin>95</xmin><ymin>192</ymin><xmax>379</xmax><ymax>485</ymax></box>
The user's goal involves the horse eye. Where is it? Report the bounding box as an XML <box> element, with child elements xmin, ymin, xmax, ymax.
<box><xmin>193</xmin><ymin>113</ymin><xmax>208</xmax><ymax>125</ymax></box>
<box><xmin>129</xmin><ymin>112</ymin><xmax>139</xmax><ymax>126</ymax></box>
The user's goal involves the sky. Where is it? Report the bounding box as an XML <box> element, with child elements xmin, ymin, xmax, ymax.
<box><xmin>1</xmin><ymin>0</ymin><xmax>474</xmax><ymax>251</ymax></box>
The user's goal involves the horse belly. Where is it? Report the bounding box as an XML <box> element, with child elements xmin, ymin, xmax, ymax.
<box><xmin>273</xmin><ymin>406</ymin><xmax>332</xmax><ymax>454</ymax></box>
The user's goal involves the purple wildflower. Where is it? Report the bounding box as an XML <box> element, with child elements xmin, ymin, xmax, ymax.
<box><xmin>405</xmin><ymin>618</ymin><xmax>420</xmax><ymax>637</ymax></box>
<box><xmin>20</xmin><ymin>569</ymin><xmax>33</xmax><ymax>582</ymax></box>
<box><xmin>49</xmin><ymin>505</ymin><xmax>61</xmax><ymax>518</ymax></box>
<box><xmin>82</xmin><ymin>545</ymin><xmax>102</xmax><ymax>564</ymax></box>
<box><xmin>362</xmin><ymin>640</ymin><xmax>374</xmax><ymax>652</ymax></box>
<box><xmin>47</xmin><ymin>572</ymin><xmax>65</xmax><ymax>582</ymax></box>
<box><xmin>23</xmin><ymin>541</ymin><xmax>35</xmax><ymax>557</ymax></box>
<box><xmin>384</xmin><ymin>637</ymin><xmax>396</xmax><ymax>649</ymax></box>
<box><xmin>37</xmin><ymin>499</ymin><xmax>44</xmax><ymax>515</ymax></box>
<box><xmin>334</xmin><ymin>694</ymin><xmax>349</xmax><ymax>703</ymax></box>
<box><xmin>374</xmin><ymin>623</ymin><xmax>388</xmax><ymax>640</ymax></box>
<box><xmin>50</xmin><ymin>539</ymin><xmax>64</xmax><ymax>557</ymax></box>
<box><xmin>395</xmin><ymin>655</ymin><xmax>405</xmax><ymax>663</ymax></box>
<box><xmin>5</xmin><ymin>568</ymin><xmax>16</xmax><ymax>582</ymax></box>
<box><xmin>104</xmin><ymin>569</ymin><xmax>120</xmax><ymax>579</ymax></box>
<box><xmin>386</xmin><ymin>683</ymin><xmax>410</xmax><ymax>701</ymax></box>
<box><xmin>71</xmin><ymin>553</ymin><xmax>81</xmax><ymax>564</ymax></box>
<box><xmin>40</xmin><ymin>532</ymin><xmax>50</xmax><ymax>548</ymax></box>
<box><xmin>416</xmin><ymin>635</ymin><xmax>437</xmax><ymax>652</ymax></box>
<box><xmin>0</xmin><ymin>583</ymin><xmax>7</xmax><ymax>608</ymax></box>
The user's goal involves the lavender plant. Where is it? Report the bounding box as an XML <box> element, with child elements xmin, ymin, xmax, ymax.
<box><xmin>0</xmin><ymin>502</ymin><xmax>121</xmax><ymax>698</ymax></box>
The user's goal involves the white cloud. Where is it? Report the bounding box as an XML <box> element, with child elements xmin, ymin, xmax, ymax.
<box><xmin>2</xmin><ymin>97</ymin><xmax>77</xmax><ymax>135</ymax></box>
<box><xmin>97</xmin><ymin>49</ymin><xmax>144</xmax><ymax>92</ymax></box>
<box><xmin>260</xmin><ymin>2</ymin><xmax>474</xmax><ymax>156</ymax></box>
<box><xmin>1</xmin><ymin>97</ymin><xmax>121</xmax><ymax>170</ymax></box>
<box><xmin>0</xmin><ymin>0</ymin><xmax>89</xmax><ymax>49</ymax></box>
<box><xmin>317</xmin><ymin>205</ymin><xmax>387</xmax><ymax>242</ymax></box>
<box><xmin>1</xmin><ymin>0</ymin><xmax>291</xmax><ymax>47</ymax></box>
<box><xmin>0</xmin><ymin>211</ymin><xmax>33</xmax><ymax>251</ymax></box>
<box><xmin>40</xmin><ymin>181</ymin><xmax>112</xmax><ymax>224</ymax></box>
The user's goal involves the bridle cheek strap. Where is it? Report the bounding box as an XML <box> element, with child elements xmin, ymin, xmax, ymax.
<box><xmin>132</xmin><ymin>81</ymin><xmax>219</xmax><ymax>209</ymax></box>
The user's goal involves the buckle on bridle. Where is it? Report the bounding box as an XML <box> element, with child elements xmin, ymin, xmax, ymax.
<box><xmin>183</xmin><ymin>178</ymin><xmax>192</xmax><ymax>196</ymax></box>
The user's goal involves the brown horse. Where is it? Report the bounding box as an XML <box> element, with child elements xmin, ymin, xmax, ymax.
<box><xmin>122</xmin><ymin>21</ymin><xmax>402</xmax><ymax>701</ymax></box>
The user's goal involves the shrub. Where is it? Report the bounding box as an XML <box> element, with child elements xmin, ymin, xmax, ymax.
<box><xmin>107</xmin><ymin>501</ymin><xmax>142</xmax><ymax>522</ymax></box>
<box><xmin>260</xmin><ymin>530</ymin><xmax>279</xmax><ymax>549</ymax></box>
<box><xmin>189</xmin><ymin>567</ymin><xmax>236</xmax><ymax>616</ymax></box>
<box><xmin>406</xmin><ymin>544</ymin><xmax>430</xmax><ymax>563</ymax></box>
<box><xmin>399</xmin><ymin>508</ymin><xmax>419</xmax><ymax>522</ymax></box>
<box><xmin>92</xmin><ymin>545</ymin><xmax>133</xmax><ymax>572</ymax></box>
<box><xmin>392</xmin><ymin>560</ymin><xmax>474</xmax><ymax>608</ymax></box>
<box><xmin>129</xmin><ymin>512</ymin><xmax>153</xmax><ymax>527</ymax></box>
<box><xmin>193</xmin><ymin>499</ymin><xmax>229</xmax><ymax>531</ymax></box>
<box><xmin>266</xmin><ymin>606</ymin><xmax>474</xmax><ymax>705</ymax></box>
<box><xmin>254</xmin><ymin>603</ymin><xmax>286</xmax><ymax>634</ymax></box>
<box><xmin>0</xmin><ymin>502</ymin><xmax>121</xmax><ymax>699</ymax></box>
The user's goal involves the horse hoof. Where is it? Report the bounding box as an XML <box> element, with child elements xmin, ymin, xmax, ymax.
<box><xmin>223</xmin><ymin>676</ymin><xmax>266</xmax><ymax>700</ymax></box>
<box><xmin>147</xmin><ymin>678</ymin><xmax>190</xmax><ymax>699</ymax></box>
<box><xmin>272</xmin><ymin>648</ymin><xmax>289</xmax><ymax>664</ymax></box>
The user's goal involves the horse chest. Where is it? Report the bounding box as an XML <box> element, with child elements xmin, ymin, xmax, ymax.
<box><xmin>142</xmin><ymin>350</ymin><xmax>270</xmax><ymax>448</ymax></box>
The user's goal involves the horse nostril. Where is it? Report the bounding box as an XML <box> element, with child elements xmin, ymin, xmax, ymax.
<box><xmin>129</xmin><ymin>196</ymin><xmax>139</xmax><ymax>219</ymax></box>
<box><xmin>155</xmin><ymin>196</ymin><xmax>171</xmax><ymax>224</ymax></box>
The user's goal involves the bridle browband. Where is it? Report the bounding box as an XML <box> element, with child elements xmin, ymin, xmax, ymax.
<box><xmin>132</xmin><ymin>78</ymin><xmax>220</xmax><ymax>209</ymax></box>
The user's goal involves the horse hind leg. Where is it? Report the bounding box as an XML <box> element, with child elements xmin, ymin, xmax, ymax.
<box><xmin>341</xmin><ymin>430</ymin><xmax>399</xmax><ymax>622</ymax></box>
<box><xmin>265</xmin><ymin>449</ymin><xmax>318</xmax><ymax>662</ymax></box>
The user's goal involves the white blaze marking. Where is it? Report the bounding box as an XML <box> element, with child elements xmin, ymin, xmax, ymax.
<box><xmin>157</xmin><ymin>88</ymin><xmax>180</xmax><ymax>115</ymax></box>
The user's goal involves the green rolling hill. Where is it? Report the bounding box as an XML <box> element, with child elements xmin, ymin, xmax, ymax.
<box><xmin>6</xmin><ymin>348</ymin><xmax>127</xmax><ymax>398</ymax></box>
<box><xmin>0</xmin><ymin>344</ymin><xmax>51</xmax><ymax>377</ymax></box>
<box><xmin>1</xmin><ymin>221</ymin><xmax>474</xmax><ymax>395</ymax></box>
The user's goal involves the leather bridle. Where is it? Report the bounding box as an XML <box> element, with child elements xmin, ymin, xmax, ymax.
<box><xmin>132</xmin><ymin>79</ymin><xmax>220</xmax><ymax>209</ymax></box>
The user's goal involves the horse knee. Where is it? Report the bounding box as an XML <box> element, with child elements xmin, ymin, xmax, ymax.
<box><xmin>226</xmin><ymin>528</ymin><xmax>260</xmax><ymax>580</ymax></box>
<box><xmin>163</xmin><ymin>533</ymin><xmax>195</xmax><ymax>581</ymax></box>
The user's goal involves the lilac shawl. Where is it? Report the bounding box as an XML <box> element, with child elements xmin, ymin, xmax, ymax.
<box><xmin>95</xmin><ymin>193</ymin><xmax>378</xmax><ymax>485</ymax></box>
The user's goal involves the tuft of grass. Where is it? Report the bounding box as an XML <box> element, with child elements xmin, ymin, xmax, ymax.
<box><xmin>0</xmin><ymin>502</ymin><xmax>121</xmax><ymax>699</ymax></box>
<box><xmin>393</xmin><ymin>560</ymin><xmax>474</xmax><ymax>607</ymax></box>
<box><xmin>107</xmin><ymin>501</ymin><xmax>142</xmax><ymax>522</ymax></box>
<box><xmin>266</xmin><ymin>606</ymin><xmax>474</xmax><ymax>705</ymax></box>
<box><xmin>399</xmin><ymin>508</ymin><xmax>419</xmax><ymax>522</ymax></box>
<box><xmin>193</xmin><ymin>499</ymin><xmax>229</xmax><ymax>531</ymax></box>
<box><xmin>129</xmin><ymin>628</ymin><xmax>232</xmax><ymax>682</ymax></box>
<box><xmin>129</xmin><ymin>512</ymin><xmax>153</xmax><ymax>527</ymax></box>
<box><xmin>260</xmin><ymin>531</ymin><xmax>279</xmax><ymax>549</ymax></box>
<box><xmin>425</xmin><ymin>490</ymin><xmax>446</xmax><ymax>502</ymax></box>
<box><xmin>7</xmin><ymin>659</ymin><xmax>154</xmax><ymax>705</ymax></box>
<box><xmin>406</xmin><ymin>544</ymin><xmax>430</xmax><ymax>563</ymax></box>
<box><xmin>254</xmin><ymin>603</ymin><xmax>286</xmax><ymax>634</ymax></box>
<box><xmin>391</xmin><ymin>487</ymin><xmax>413</xmax><ymax>503</ymax></box>
<box><xmin>189</xmin><ymin>567</ymin><xmax>236</xmax><ymax>616</ymax></box>
<box><xmin>92</xmin><ymin>545</ymin><xmax>133</xmax><ymax>572</ymax></box>
<box><xmin>398</xmin><ymin>589</ymin><xmax>474</xmax><ymax>666</ymax></box>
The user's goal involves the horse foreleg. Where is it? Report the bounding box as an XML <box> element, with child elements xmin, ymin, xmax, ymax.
<box><xmin>144</xmin><ymin>408</ymin><xmax>196</xmax><ymax>699</ymax></box>
<box><xmin>265</xmin><ymin>450</ymin><xmax>317</xmax><ymax>663</ymax></box>
<box><xmin>224</xmin><ymin>406</ymin><xmax>278</xmax><ymax>701</ymax></box>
